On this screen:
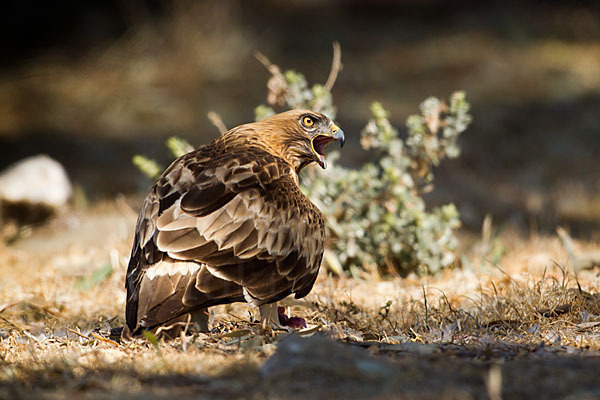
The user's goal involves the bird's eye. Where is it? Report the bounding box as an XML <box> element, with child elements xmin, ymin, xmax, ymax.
<box><xmin>302</xmin><ymin>116</ymin><xmax>315</xmax><ymax>128</ymax></box>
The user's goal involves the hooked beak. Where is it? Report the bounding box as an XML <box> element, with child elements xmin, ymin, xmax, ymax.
<box><xmin>311</xmin><ymin>124</ymin><xmax>346</xmax><ymax>169</ymax></box>
<box><xmin>332</xmin><ymin>124</ymin><xmax>346</xmax><ymax>147</ymax></box>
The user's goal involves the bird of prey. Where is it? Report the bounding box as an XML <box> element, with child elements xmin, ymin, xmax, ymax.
<box><xmin>125</xmin><ymin>110</ymin><xmax>344</xmax><ymax>335</ymax></box>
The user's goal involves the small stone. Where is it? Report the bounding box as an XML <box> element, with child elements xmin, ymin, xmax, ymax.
<box><xmin>0</xmin><ymin>154</ymin><xmax>72</xmax><ymax>223</ymax></box>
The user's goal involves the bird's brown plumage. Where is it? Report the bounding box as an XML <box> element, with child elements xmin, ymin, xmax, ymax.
<box><xmin>125</xmin><ymin>110</ymin><xmax>344</xmax><ymax>334</ymax></box>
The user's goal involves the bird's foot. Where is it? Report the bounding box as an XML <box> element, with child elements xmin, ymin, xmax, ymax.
<box><xmin>259</xmin><ymin>303</ymin><xmax>283</xmax><ymax>329</ymax></box>
<box><xmin>258</xmin><ymin>303</ymin><xmax>307</xmax><ymax>330</ymax></box>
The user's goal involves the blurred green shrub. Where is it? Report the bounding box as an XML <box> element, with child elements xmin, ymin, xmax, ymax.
<box><xmin>134</xmin><ymin>52</ymin><xmax>472</xmax><ymax>277</ymax></box>
<box><xmin>132</xmin><ymin>136</ymin><xmax>193</xmax><ymax>181</ymax></box>
<box><xmin>302</xmin><ymin>93</ymin><xmax>470</xmax><ymax>276</ymax></box>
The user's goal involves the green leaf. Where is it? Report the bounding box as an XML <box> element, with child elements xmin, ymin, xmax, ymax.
<box><xmin>75</xmin><ymin>264</ymin><xmax>113</xmax><ymax>291</ymax></box>
<box><xmin>166</xmin><ymin>136</ymin><xmax>193</xmax><ymax>158</ymax></box>
<box><xmin>132</xmin><ymin>155</ymin><xmax>163</xmax><ymax>181</ymax></box>
<box><xmin>143</xmin><ymin>330</ymin><xmax>160</xmax><ymax>349</ymax></box>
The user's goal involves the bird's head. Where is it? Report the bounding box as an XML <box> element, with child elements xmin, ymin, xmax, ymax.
<box><xmin>251</xmin><ymin>109</ymin><xmax>345</xmax><ymax>172</ymax></box>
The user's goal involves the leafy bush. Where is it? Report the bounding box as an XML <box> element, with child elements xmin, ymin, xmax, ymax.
<box><xmin>134</xmin><ymin>50</ymin><xmax>472</xmax><ymax>277</ymax></box>
<box><xmin>302</xmin><ymin>95</ymin><xmax>470</xmax><ymax>276</ymax></box>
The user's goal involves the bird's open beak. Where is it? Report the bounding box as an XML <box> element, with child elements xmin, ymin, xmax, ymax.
<box><xmin>311</xmin><ymin>124</ymin><xmax>346</xmax><ymax>169</ymax></box>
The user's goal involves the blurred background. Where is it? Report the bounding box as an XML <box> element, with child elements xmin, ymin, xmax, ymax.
<box><xmin>1</xmin><ymin>0</ymin><xmax>600</xmax><ymax>237</ymax></box>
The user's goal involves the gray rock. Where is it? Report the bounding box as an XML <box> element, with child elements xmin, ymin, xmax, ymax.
<box><xmin>261</xmin><ymin>334</ymin><xmax>395</xmax><ymax>399</ymax></box>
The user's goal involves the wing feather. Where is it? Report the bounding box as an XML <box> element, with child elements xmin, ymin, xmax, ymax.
<box><xmin>170</xmin><ymin>241</ymin><xmax>219</xmax><ymax>261</ymax></box>
<box><xmin>126</xmin><ymin>146</ymin><xmax>325</xmax><ymax>334</ymax></box>
<box><xmin>157</xmin><ymin>227</ymin><xmax>203</xmax><ymax>251</ymax></box>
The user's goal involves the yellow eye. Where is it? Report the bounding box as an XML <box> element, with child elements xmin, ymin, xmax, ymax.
<box><xmin>302</xmin><ymin>116</ymin><xmax>315</xmax><ymax>128</ymax></box>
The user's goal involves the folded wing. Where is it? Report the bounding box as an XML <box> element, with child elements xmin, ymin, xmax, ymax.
<box><xmin>125</xmin><ymin>148</ymin><xmax>324</xmax><ymax>333</ymax></box>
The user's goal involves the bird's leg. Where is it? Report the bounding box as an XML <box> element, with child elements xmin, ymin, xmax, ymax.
<box><xmin>190</xmin><ymin>308</ymin><xmax>209</xmax><ymax>333</ymax></box>
<box><xmin>259</xmin><ymin>303</ymin><xmax>283</xmax><ymax>329</ymax></box>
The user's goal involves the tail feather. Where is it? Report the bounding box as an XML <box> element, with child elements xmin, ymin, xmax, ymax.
<box><xmin>126</xmin><ymin>257</ymin><xmax>245</xmax><ymax>335</ymax></box>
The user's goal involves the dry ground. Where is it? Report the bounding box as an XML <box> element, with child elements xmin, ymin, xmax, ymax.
<box><xmin>1</xmin><ymin>199</ymin><xmax>600</xmax><ymax>399</ymax></box>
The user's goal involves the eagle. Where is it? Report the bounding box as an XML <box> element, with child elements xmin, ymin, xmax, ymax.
<box><xmin>125</xmin><ymin>110</ymin><xmax>344</xmax><ymax>335</ymax></box>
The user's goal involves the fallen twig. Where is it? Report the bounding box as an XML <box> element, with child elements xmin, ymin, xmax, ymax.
<box><xmin>89</xmin><ymin>331</ymin><xmax>120</xmax><ymax>347</ymax></box>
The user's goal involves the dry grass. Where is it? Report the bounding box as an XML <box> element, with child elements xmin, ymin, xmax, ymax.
<box><xmin>1</xmin><ymin>200</ymin><xmax>600</xmax><ymax>399</ymax></box>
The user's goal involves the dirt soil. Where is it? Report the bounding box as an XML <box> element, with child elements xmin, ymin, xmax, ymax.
<box><xmin>1</xmin><ymin>200</ymin><xmax>600</xmax><ymax>399</ymax></box>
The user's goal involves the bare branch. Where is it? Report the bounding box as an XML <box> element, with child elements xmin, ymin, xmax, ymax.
<box><xmin>254</xmin><ymin>51</ymin><xmax>285</xmax><ymax>80</ymax></box>
<box><xmin>324</xmin><ymin>41</ymin><xmax>342</xmax><ymax>92</ymax></box>
<box><xmin>254</xmin><ymin>51</ymin><xmax>287</xmax><ymax>106</ymax></box>
<box><xmin>207</xmin><ymin>111</ymin><xmax>228</xmax><ymax>135</ymax></box>
<box><xmin>255</xmin><ymin>51</ymin><xmax>275</xmax><ymax>73</ymax></box>
<box><xmin>312</xmin><ymin>42</ymin><xmax>342</xmax><ymax>113</ymax></box>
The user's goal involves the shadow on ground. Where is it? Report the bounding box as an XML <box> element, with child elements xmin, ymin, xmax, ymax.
<box><xmin>3</xmin><ymin>334</ymin><xmax>600</xmax><ymax>400</ymax></box>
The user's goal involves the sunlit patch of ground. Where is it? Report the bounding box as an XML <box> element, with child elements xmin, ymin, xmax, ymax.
<box><xmin>1</xmin><ymin>200</ymin><xmax>599</xmax><ymax>399</ymax></box>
